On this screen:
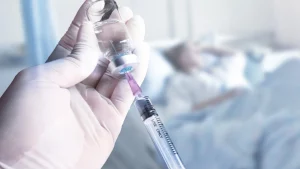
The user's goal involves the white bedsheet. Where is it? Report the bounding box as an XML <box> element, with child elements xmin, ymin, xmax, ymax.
<box><xmin>167</xmin><ymin>58</ymin><xmax>300</xmax><ymax>169</ymax></box>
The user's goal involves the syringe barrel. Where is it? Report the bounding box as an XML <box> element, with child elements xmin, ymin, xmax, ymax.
<box><xmin>135</xmin><ymin>96</ymin><xmax>186</xmax><ymax>169</ymax></box>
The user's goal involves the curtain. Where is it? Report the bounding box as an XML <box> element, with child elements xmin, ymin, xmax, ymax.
<box><xmin>21</xmin><ymin>0</ymin><xmax>57</xmax><ymax>65</ymax></box>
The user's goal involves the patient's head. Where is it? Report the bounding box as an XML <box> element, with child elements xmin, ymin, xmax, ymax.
<box><xmin>165</xmin><ymin>42</ymin><xmax>202</xmax><ymax>73</ymax></box>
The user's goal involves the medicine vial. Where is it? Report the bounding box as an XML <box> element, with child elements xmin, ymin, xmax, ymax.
<box><xmin>87</xmin><ymin>0</ymin><xmax>139</xmax><ymax>76</ymax></box>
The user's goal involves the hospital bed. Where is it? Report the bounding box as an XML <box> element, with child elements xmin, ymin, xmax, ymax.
<box><xmin>102</xmin><ymin>37</ymin><xmax>300</xmax><ymax>169</ymax></box>
<box><xmin>1</xmin><ymin>37</ymin><xmax>300</xmax><ymax>169</ymax></box>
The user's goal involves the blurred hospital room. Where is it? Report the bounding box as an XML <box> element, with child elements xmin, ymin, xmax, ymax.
<box><xmin>2</xmin><ymin>0</ymin><xmax>300</xmax><ymax>168</ymax></box>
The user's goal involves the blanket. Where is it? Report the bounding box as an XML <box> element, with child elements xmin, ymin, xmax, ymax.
<box><xmin>167</xmin><ymin>59</ymin><xmax>300</xmax><ymax>169</ymax></box>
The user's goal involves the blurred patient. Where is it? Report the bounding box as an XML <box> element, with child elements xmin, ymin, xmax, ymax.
<box><xmin>158</xmin><ymin>42</ymin><xmax>248</xmax><ymax>119</ymax></box>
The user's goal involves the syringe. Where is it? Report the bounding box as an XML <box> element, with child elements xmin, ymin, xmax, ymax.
<box><xmin>125</xmin><ymin>73</ymin><xmax>186</xmax><ymax>169</ymax></box>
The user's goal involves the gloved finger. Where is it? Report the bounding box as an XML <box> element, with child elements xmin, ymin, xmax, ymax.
<box><xmin>39</xmin><ymin>22</ymin><xmax>101</xmax><ymax>88</ymax></box>
<box><xmin>95</xmin><ymin>15</ymin><xmax>145</xmax><ymax>97</ymax></box>
<box><xmin>126</xmin><ymin>15</ymin><xmax>145</xmax><ymax>42</ymax></box>
<box><xmin>47</xmin><ymin>0</ymin><xmax>95</xmax><ymax>62</ymax></box>
<box><xmin>58</xmin><ymin>0</ymin><xmax>96</xmax><ymax>52</ymax></box>
<box><xmin>110</xmin><ymin>6</ymin><xmax>133</xmax><ymax>22</ymax></box>
<box><xmin>48</xmin><ymin>3</ymin><xmax>134</xmax><ymax>63</ymax></box>
<box><xmin>110</xmin><ymin>42</ymin><xmax>150</xmax><ymax>116</ymax></box>
<box><xmin>85</xmin><ymin>88</ymin><xmax>124</xmax><ymax>143</ymax></box>
<box><xmin>80</xmin><ymin>58</ymin><xmax>110</xmax><ymax>87</ymax></box>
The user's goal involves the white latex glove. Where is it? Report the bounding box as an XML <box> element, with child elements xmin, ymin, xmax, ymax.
<box><xmin>0</xmin><ymin>1</ymin><xmax>149</xmax><ymax>168</ymax></box>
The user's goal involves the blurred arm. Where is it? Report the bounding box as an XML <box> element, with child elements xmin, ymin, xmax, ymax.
<box><xmin>192</xmin><ymin>89</ymin><xmax>242</xmax><ymax>111</ymax></box>
<box><xmin>197</xmin><ymin>45</ymin><xmax>240</xmax><ymax>57</ymax></box>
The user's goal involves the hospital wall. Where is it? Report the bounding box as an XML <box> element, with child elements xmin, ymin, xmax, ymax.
<box><xmin>273</xmin><ymin>0</ymin><xmax>300</xmax><ymax>48</ymax></box>
<box><xmin>1</xmin><ymin>0</ymin><xmax>300</xmax><ymax>46</ymax></box>
<box><xmin>0</xmin><ymin>0</ymin><xmax>24</xmax><ymax>45</ymax></box>
<box><xmin>53</xmin><ymin>0</ymin><xmax>276</xmax><ymax>40</ymax></box>
<box><xmin>189</xmin><ymin>0</ymin><xmax>275</xmax><ymax>38</ymax></box>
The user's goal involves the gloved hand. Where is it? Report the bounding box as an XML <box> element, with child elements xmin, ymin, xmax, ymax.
<box><xmin>0</xmin><ymin>1</ymin><xmax>149</xmax><ymax>169</ymax></box>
